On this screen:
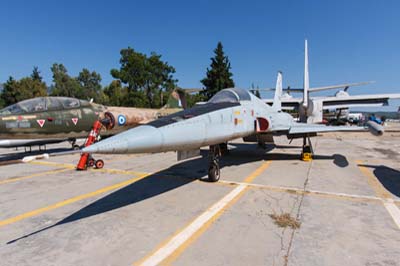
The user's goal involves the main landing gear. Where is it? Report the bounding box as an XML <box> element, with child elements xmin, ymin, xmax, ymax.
<box><xmin>301</xmin><ymin>136</ymin><xmax>313</xmax><ymax>161</ymax></box>
<box><xmin>208</xmin><ymin>145</ymin><xmax>221</xmax><ymax>182</ymax></box>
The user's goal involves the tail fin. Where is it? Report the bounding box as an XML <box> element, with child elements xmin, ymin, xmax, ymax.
<box><xmin>303</xmin><ymin>39</ymin><xmax>309</xmax><ymax>108</ymax></box>
<box><xmin>272</xmin><ymin>71</ymin><xmax>283</xmax><ymax>111</ymax></box>
<box><xmin>163</xmin><ymin>88</ymin><xmax>187</xmax><ymax>109</ymax></box>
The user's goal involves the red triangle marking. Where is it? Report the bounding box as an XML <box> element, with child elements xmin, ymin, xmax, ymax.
<box><xmin>37</xmin><ymin>119</ymin><xmax>45</xmax><ymax>128</ymax></box>
<box><xmin>72</xmin><ymin>118</ymin><xmax>78</xmax><ymax>125</ymax></box>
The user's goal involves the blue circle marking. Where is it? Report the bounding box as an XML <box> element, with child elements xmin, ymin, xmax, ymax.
<box><xmin>118</xmin><ymin>115</ymin><xmax>126</xmax><ymax>126</ymax></box>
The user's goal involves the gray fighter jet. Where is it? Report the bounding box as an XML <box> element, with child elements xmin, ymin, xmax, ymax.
<box><xmin>83</xmin><ymin>79</ymin><xmax>382</xmax><ymax>182</ymax></box>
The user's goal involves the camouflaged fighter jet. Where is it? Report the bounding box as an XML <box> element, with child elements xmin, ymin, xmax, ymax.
<box><xmin>82</xmin><ymin>76</ymin><xmax>382</xmax><ymax>182</ymax></box>
<box><xmin>0</xmin><ymin>90</ymin><xmax>185</xmax><ymax>149</ymax></box>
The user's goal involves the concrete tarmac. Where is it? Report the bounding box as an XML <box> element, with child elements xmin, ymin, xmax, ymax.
<box><xmin>0</xmin><ymin>130</ymin><xmax>399</xmax><ymax>266</ymax></box>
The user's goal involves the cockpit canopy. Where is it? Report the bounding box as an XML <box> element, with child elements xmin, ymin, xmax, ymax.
<box><xmin>208</xmin><ymin>88</ymin><xmax>251</xmax><ymax>104</ymax></box>
<box><xmin>0</xmin><ymin>97</ymin><xmax>89</xmax><ymax>115</ymax></box>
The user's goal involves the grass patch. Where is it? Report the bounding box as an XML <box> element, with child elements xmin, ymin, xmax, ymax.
<box><xmin>269</xmin><ymin>213</ymin><xmax>301</xmax><ymax>229</ymax></box>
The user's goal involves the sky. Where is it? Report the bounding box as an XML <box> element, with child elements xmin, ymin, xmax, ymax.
<box><xmin>0</xmin><ymin>0</ymin><xmax>399</xmax><ymax>110</ymax></box>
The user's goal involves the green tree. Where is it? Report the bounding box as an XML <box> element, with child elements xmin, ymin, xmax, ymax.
<box><xmin>77</xmin><ymin>68</ymin><xmax>103</xmax><ymax>102</ymax></box>
<box><xmin>186</xmin><ymin>93</ymin><xmax>205</xmax><ymax>108</ymax></box>
<box><xmin>50</xmin><ymin>63</ymin><xmax>81</xmax><ymax>98</ymax></box>
<box><xmin>0</xmin><ymin>83</ymin><xmax>4</xmax><ymax>108</ymax></box>
<box><xmin>19</xmin><ymin>77</ymin><xmax>47</xmax><ymax>98</ymax></box>
<box><xmin>110</xmin><ymin>47</ymin><xmax>177</xmax><ymax>108</ymax></box>
<box><xmin>1</xmin><ymin>77</ymin><xmax>20</xmax><ymax>106</ymax></box>
<box><xmin>31</xmin><ymin>66</ymin><xmax>42</xmax><ymax>82</ymax></box>
<box><xmin>1</xmin><ymin>69</ymin><xmax>47</xmax><ymax>106</ymax></box>
<box><xmin>103</xmin><ymin>80</ymin><xmax>128</xmax><ymax>106</ymax></box>
<box><xmin>201</xmin><ymin>42</ymin><xmax>235</xmax><ymax>100</ymax></box>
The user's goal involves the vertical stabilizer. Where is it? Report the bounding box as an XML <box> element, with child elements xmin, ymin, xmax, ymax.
<box><xmin>272</xmin><ymin>71</ymin><xmax>283</xmax><ymax>111</ymax></box>
<box><xmin>303</xmin><ymin>39</ymin><xmax>309</xmax><ymax>107</ymax></box>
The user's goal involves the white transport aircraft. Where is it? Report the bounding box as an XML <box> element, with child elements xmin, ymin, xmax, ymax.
<box><xmin>264</xmin><ymin>40</ymin><xmax>400</xmax><ymax>123</ymax></box>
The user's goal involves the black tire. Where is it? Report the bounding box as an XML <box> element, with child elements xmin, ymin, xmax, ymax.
<box><xmin>73</xmin><ymin>144</ymin><xmax>80</xmax><ymax>150</ymax></box>
<box><xmin>95</xmin><ymin>159</ymin><xmax>104</xmax><ymax>169</ymax></box>
<box><xmin>208</xmin><ymin>161</ymin><xmax>220</xmax><ymax>182</ymax></box>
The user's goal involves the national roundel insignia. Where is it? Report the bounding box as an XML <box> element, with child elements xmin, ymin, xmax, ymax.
<box><xmin>118</xmin><ymin>115</ymin><xmax>126</xmax><ymax>126</ymax></box>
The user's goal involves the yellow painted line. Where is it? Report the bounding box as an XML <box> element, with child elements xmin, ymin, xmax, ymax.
<box><xmin>243</xmin><ymin>161</ymin><xmax>271</xmax><ymax>183</ymax></box>
<box><xmin>29</xmin><ymin>160</ymin><xmax>75</xmax><ymax>168</ymax></box>
<box><xmin>0</xmin><ymin>173</ymin><xmax>150</xmax><ymax>228</ymax></box>
<box><xmin>0</xmin><ymin>168</ymin><xmax>72</xmax><ymax>185</ymax></box>
<box><xmin>134</xmin><ymin>161</ymin><xmax>271</xmax><ymax>266</ymax></box>
<box><xmin>29</xmin><ymin>160</ymin><xmax>148</xmax><ymax>177</ymax></box>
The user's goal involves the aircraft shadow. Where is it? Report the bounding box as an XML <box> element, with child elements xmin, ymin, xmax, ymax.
<box><xmin>358</xmin><ymin>164</ymin><xmax>400</xmax><ymax>198</ymax></box>
<box><xmin>7</xmin><ymin>143</ymin><xmax>348</xmax><ymax>244</ymax></box>
<box><xmin>229</xmin><ymin>143</ymin><xmax>348</xmax><ymax>167</ymax></box>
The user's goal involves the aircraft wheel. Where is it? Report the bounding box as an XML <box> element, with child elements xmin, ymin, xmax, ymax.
<box><xmin>208</xmin><ymin>161</ymin><xmax>220</xmax><ymax>182</ymax></box>
<box><xmin>95</xmin><ymin>159</ymin><xmax>104</xmax><ymax>169</ymax></box>
<box><xmin>73</xmin><ymin>144</ymin><xmax>80</xmax><ymax>150</ymax></box>
<box><xmin>88</xmin><ymin>158</ymin><xmax>95</xmax><ymax>167</ymax></box>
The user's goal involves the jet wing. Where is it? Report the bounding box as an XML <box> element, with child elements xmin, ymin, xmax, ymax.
<box><xmin>264</xmin><ymin>93</ymin><xmax>400</xmax><ymax>110</ymax></box>
<box><xmin>262</xmin><ymin>81</ymin><xmax>373</xmax><ymax>94</ymax></box>
<box><xmin>288</xmin><ymin>123</ymin><xmax>365</xmax><ymax>135</ymax></box>
<box><xmin>319</xmin><ymin>93</ymin><xmax>400</xmax><ymax>109</ymax></box>
<box><xmin>308</xmin><ymin>81</ymin><xmax>373</xmax><ymax>92</ymax></box>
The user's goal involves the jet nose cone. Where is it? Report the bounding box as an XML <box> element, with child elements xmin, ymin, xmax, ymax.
<box><xmin>82</xmin><ymin>136</ymin><xmax>127</xmax><ymax>154</ymax></box>
<box><xmin>82</xmin><ymin>125</ymin><xmax>162</xmax><ymax>154</ymax></box>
